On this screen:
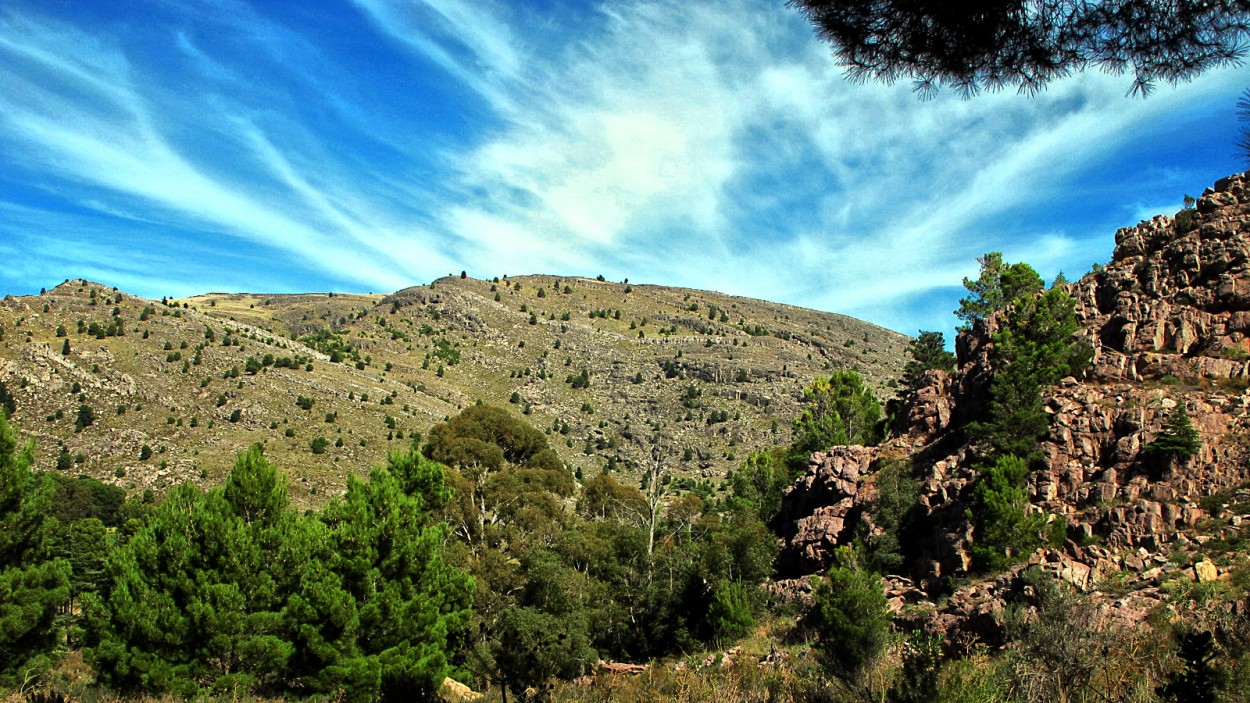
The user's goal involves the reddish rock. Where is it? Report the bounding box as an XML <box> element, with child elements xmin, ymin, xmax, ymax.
<box><xmin>774</xmin><ymin>171</ymin><xmax>1250</xmax><ymax>645</ymax></box>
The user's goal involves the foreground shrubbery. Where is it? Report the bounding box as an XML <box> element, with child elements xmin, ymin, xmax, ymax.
<box><xmin>0</xmin><ymin>409</ymin><xmax>469</xmax><ymax>703</ymax></box>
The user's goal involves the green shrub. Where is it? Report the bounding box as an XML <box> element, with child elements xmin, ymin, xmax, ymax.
<box><xmin>705</xmin><ymin>581</ymin><xmax>755</xmax><ymax>645</ymax></box>
<box><xmin>809</xmin><ymin>546</ymin><xmax>890</xmax><ymax>681</ymax></box>
<box><xmin>969</xmin><ymin>455</ymin><xmax>1045</xmax><ymax>572</ymax></box>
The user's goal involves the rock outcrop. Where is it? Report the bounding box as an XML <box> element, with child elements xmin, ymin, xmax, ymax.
<box><xmin>776</xmin><ymin>172</ymin><xmax>1250</xmax><ymax>637</ymax></box>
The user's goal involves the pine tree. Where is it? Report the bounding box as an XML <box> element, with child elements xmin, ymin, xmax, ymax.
<box><xmin>956</xmin><ymin>252</ymin><xmax>1043</xmax><ymax>329</ymax></box>
<box><xmin>304</xmin><ymin>451</ymin><xmax>473</xmax><ymax>701</ymax></box>
<box><xmin>810</xmin><ymin>546</ymin><xmax>890</xmax><ymax>682</ymax></box>
<box><xmin>901</xmin><ymin>331</ymin><xmax>956</xmax><ymax>392</ymax></box>
<box><xmin>0</xmin><ymin>411</ymin><xmax>71</xmax><ymax>686</ymax></box>
<box><xmin>1146</xmin><ymin>405</ymin><xmax>1202</xmax><ymax>461</ymax></box>
<box><xmin>969</xmin><ymin>455</ymin><xmax>1046</xmax><ymax>572</ymax></box>
<box><xmin>972</xmin><ymin>286</ymin><xmax>1092</xmax><ymax>459</ymax></box>
<box><xmin>89</xmin><ymin>447</ymin><xmax>303</xmax><ymax>695</ymax></box>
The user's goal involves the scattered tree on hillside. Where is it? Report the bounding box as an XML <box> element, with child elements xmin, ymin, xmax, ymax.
<box><xmin>74</xmin><ymin>404</ymin><xmax>95</xmax><ymax>432</ymax></box>
<box><xmin>788</xmin><ymin>0</ymin><xmax>1250</xmax><ymax>97</ymax></box>
<box><xmin>0</xmin><ymin>381</ymin><xmax>15</xmax><ymax>417</ymax></box>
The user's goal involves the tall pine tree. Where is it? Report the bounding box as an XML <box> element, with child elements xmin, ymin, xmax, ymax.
<box><xmin>0</xmin><ymin>410</ymin><xmax>70</xmax><ymax>687</ymax></box>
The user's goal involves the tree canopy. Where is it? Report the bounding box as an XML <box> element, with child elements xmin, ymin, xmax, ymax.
<box><xmin>87</xmin><ymin>446</ymin><xmax>471</xmax><ymax>701</ymax></box>
<box><xmin>956</xmin><ymin>252</ymin><xmax>1044</xmax><ymax>329</ymax></box>
<box><xmin>0</xmin><ymin>411</ymin><xmax>70</xmax><ymax>687</ymax></box>
<box><xmin>792</xmin><ymin>370</ymin><xmax>883</xmax><ymax>453</ymax></box>
<box><xmin>901</xmin><ymin>330</ymin><xmax>956</xmax><ymax>392</ymax></box>
<box><xmin>789</xmin><ymin>0</ymin><xmax>1250</xmax><ymax>97</ymax></box>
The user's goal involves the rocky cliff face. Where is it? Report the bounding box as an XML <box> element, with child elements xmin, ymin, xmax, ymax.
<box><xmin>776</xmin><ymin>172</ymin><xmax>1250</xmax><ymax>639</ymax></box>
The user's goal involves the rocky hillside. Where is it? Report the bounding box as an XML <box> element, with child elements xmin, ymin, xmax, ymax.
<box><xmin>0</xmin><ymin>274</ymin><xmax>907</xmax><ymax>505</ymax></box>
<box><xmin>776</xmin><ymin>172</ymin><xmax>1250</xmax><ymax>643</ymax></box>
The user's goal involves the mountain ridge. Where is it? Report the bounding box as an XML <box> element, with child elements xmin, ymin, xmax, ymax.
<box><xmin>0</xmin><ymin>273</ymin><xmax>908</xmax><ymax>505</ymax></box>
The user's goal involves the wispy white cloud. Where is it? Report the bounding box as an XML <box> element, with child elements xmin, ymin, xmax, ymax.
<box><xmin>0</xmin><ymin>0</ymin><xmax>1244</xmax><ymax>337</ymax></box>
<box><xmin>0</xmin><ymin>8</ymin><xmax>460</xmax><ymax>293</ymax></box>
<box><xmin>380</xmin><ymin>0</ymin><xmax>1246</xmax><ymax>332</ymax></box>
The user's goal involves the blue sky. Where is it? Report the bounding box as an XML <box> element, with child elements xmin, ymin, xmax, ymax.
<box><xmin>0</xmin><ymin>0</ymin><xmax>1245</xmax><ymax>337</ymax></box>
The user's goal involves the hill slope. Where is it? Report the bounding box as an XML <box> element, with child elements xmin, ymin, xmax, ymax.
<box><xmin>0</xmin><ymin>274</ymin><xmax>907</xmax><ymax>505</ymax></box>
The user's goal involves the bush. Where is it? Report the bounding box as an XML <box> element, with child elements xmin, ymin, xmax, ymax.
<box><xmin>809</xmin><ymin>546</ymin><xmax>890</xmax><ymax>681</ymax></box>
<box><xmin>706</xmin><ymin>581</ymin><xmax>755</xmax><ymax>645</ymax></box>
<box><xmin>969</xmin><ymin>455</ymin><xmax>1045</xmax><ymax>573</ymax></box>
<box><xmin>310</xmin><ymin>436</ymin><xmax>329</xmax><ymax>454</ymax></box>
<box><xmin>1145</xmin><ymin>405</ymin><xmax>1201</xmax><ymax>461</ymax></box>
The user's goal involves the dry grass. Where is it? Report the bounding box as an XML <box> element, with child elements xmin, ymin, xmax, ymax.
<box><xmin>0</xmin><ymin>277</ymin><xmax>907</xmax><ymax>504</ymax></box>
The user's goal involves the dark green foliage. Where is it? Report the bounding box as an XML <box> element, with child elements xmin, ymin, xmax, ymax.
<box><xmin>955</xmin><ymin>252</ymin><xmax>1044</xmax><ymax>329</ymax></box>
<box><xmin>1146</xmin><ymin>405</ymin><xmax>1202</xmax><ymax>461</ymax></box>
<box><xmin>792</xmin><ymin>370</ymin><xmax>882</xmax><ymax>453</ymax></box>
<box><xmin>809</xmin><ymin>546</ymin><xmax>889</xmax><ymax>681</ymax></box>
<box><xmin>305</xmin><ymin>453</ymin><xmax>473</xmax><ymax>701</ymax></box>
<box><xmin>0</xmin><ymin>411</ymin><xmax>71</xmax><ymax>687</ymax></box>
<box><xmin>425</xmin><ymin>404</ymin><xmax>563</xmax><ymax>473</ymax></box>
<box><xmin>88</xmin><ymin>448</ymin><xmax>302</xmax><ymax>696</ymax></box>
<box><xmin>62</xmin><ymin>517</ymin><xmax>109</xmax><ymax>613</ymax></box>
<box><xmin>74</xmin><ymin>404</ymin><xmax>94</xmax><ymax>431</ymax></box>
<box><xmin>494</xmin><ymin>606</ymin><xmax>594</xmax><ymax>695</ymax></box>
<box><xmin>902</xmin><ymin>330</ymin><xmax>955</xmax><ymax>392</ymax></box>
<box><xmin>703</xmin><ymin>509</ymin><xmax>780</xmax><ymax>587</ymax></box>
<box><xmin>969</xmin><ymin>455</ymin><xmax>1045</xmax><ymax>572</ymax></box>
<box><xmin>1159</xmin><ymin>630</ymin><xmax>1219</xmax><ymax>703</ymax></box>
<box><xmin>728</xmin><ymin>449</ymin><xmax>795</xmax><ymax>523</ymax></box>
<box><xmin>0</xmin><ymin>381</ymin><xmax>15</xmax><ymax>417</ymax></box>
<box><xmin>860</xmin><ymin>459</ymin><xmax>920</xmax><ymax>574</ymax></box>
<box><xmin>89</xmin><ymin>446</ymin><xmax>470</xmax><ymax>702</ymax></box>
<box><xmin>971</xmin><ymin>286</ymin><xmax>1091</xmax><ymax>459</ymax></box>
<box><xmin>578</xmin><ymin>473</ymin><xmax>647</xmax><ymax>522</ymax></box>
<box><xmin>49</xmin><ymin>475</ymin><xmax>126</xmax><ymax>527</ymax></box>
<box><xmin>705</xmin><ymin>580</ymin><xmax>755</xmax><ymax>644</ymax></box>
<box><xmin>788</xmin><ymin>0</ymin><xmax>1250</xmax><ymax>97</ymax></box>
<box><xmin>567</xmin><ymin>368</ymin><xmax>590</xmax><ymax>389</ymax></box>
<box><xmin>310</xmin><ymin>436</ymin><xmax>329</xmax><ymax>454</ymax></box>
